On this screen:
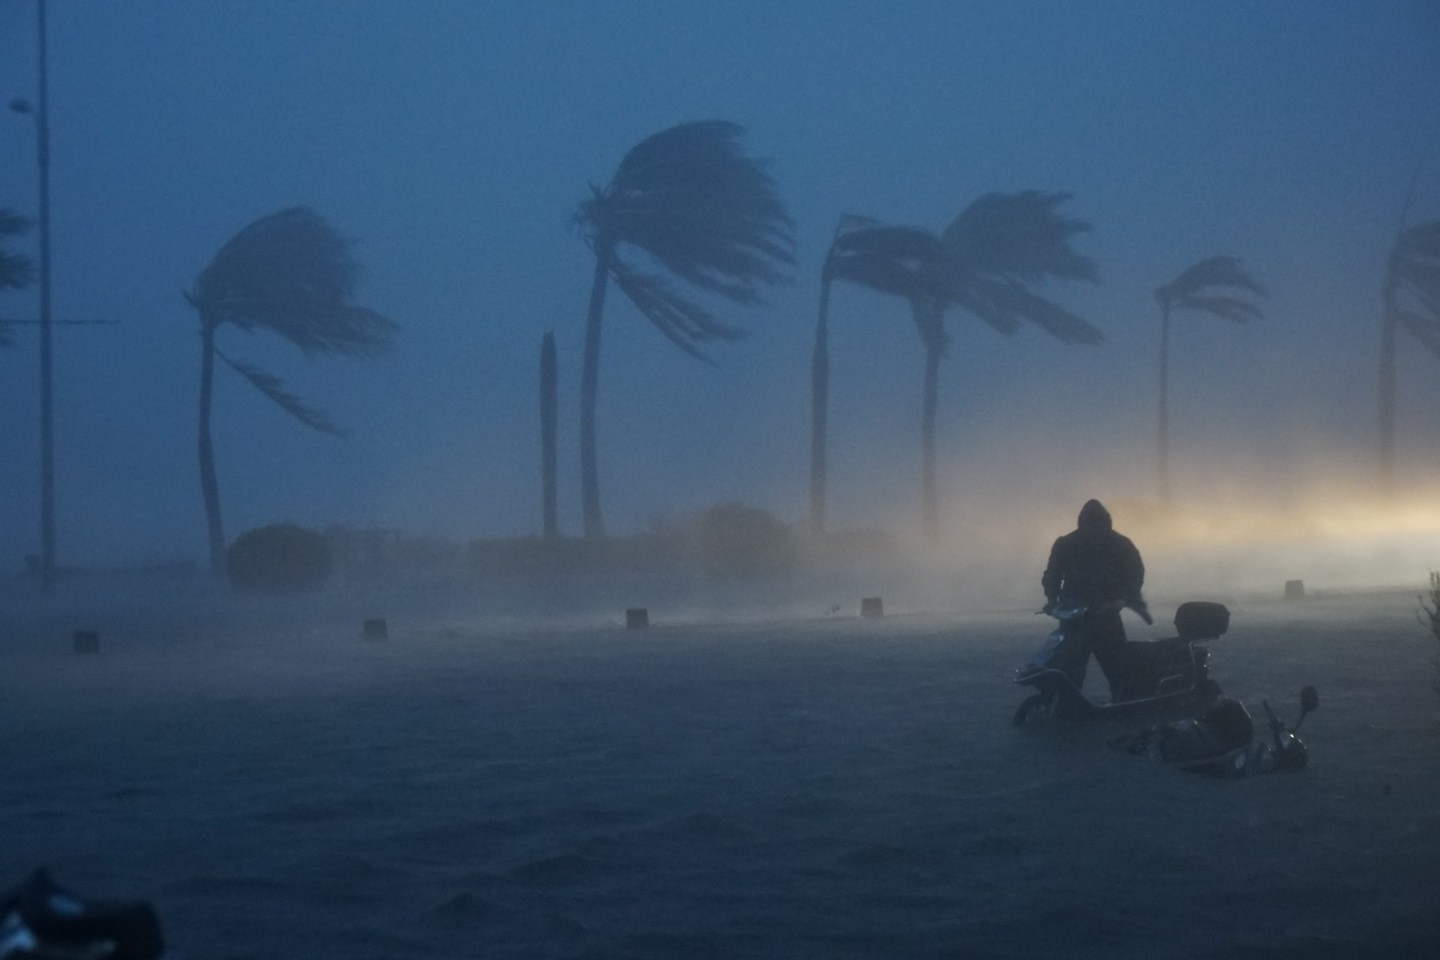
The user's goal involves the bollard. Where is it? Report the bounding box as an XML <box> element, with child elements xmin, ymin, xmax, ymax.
<box><xmin>362</xmin><ymin>618</ymin><xmax>389</xmax><ymax>641</ymax></box>
<box><xmin>72</xmin><ymin>630</ymin><xmax>100</xmax><ymax>655</ymax></box>
<box><xmin>860</xmin><ymin>597</ymin><xmax>884</xmax><ymax>619</ymax></box>
<box><xmin>626</xmin><ymin>608</ymin><xmax>649</xmax><ymax>630</ymax></box>
<box><xmin>1284</xmin><ymin>580</ymin><xmax>1305</xmax><ymax>601</ymax></box>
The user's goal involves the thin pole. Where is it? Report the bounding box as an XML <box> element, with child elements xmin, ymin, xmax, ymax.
<box><xmin>35</xmin><ymin>0</ymin><xmax>56</xmax><ymax>593</ymax></box>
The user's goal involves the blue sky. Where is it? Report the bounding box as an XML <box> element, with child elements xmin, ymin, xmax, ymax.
<box><xmin>1</xmin><ymin>0</ymin><xmax>1438</xmax><ymax>566</ymax></box>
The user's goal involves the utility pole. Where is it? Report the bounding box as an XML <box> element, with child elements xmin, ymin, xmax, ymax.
<box><xmin>9</xmin><ymin>0</ymin><xmax>55</xmax><ymax>592</ymax></box>
<box><xmin>36</xmin><ymin>0</ymin><xmax>54</xmax><ymax>594</ymax></box>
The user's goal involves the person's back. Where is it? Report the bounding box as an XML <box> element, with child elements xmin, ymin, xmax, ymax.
<box><xmin>1041</xmin><ymin>499</ymin><xmax>1149</xmax><ymax>700</ymax></box>
<box><xmin>1043</xmin><ymin>499</ymin><xmax>1144</xmax><ymax>611</ymax></box>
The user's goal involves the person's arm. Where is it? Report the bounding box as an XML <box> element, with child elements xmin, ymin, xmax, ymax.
<box><xmin>1041</xmin><ymin>537</ymin><xmax>1065</xmax><ymax>610</ymax></box>
<box><xmin>1118</xmin><ymin>536</ymin><xmax>1152</xmax><ymax>623</ymax></box>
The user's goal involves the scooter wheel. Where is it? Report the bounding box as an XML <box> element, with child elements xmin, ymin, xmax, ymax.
<box><xmin>1013</xmin><ymin>693</ymin><xmax>1055</xmax><ymax>727</ymax></box>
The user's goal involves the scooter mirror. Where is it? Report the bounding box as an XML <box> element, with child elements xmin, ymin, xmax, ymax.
<box><xmin>1300</xmin><ymin>685</ymin><xmax>1319</xmax><ymax>714</ymax></box>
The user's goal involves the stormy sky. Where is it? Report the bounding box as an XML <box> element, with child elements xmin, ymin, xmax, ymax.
<box><xmin>1</xmin><ymin>0</ymin><xmax>1438</xmax><ymax>568</ymax></box>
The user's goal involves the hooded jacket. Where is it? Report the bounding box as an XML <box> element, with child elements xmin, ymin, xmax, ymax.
<box><xmin>1041</xmin><ymin>500</ymin><xmax>1145</xmax><ymax>608</ymax></box>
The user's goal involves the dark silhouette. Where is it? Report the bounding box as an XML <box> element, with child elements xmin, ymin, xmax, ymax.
<box><xmin>808</xmin><ymin>215</ymin><xmax>942</xmax><ymax>534</ymax></box>
<box><xmin>811</xmin><ymin>193</ymin><xmax>1100</xmax><ymax>540</ymax></box>
<box><xmin>0</xmin><ymin>209</ymin><xmax>34</xmax><ymax>342</ymax></box>
<box><xmin>1153</xmin><ymin>256</ymin><xmax>1265</xmax><ymax>504</ymax></box>
<box><xmin>573</xmin><ymin>120</ymin><xmax>795</xmax><ymax>538</ymax></box>
<box><xmin>539</xmin><ymin>331</ymin><xmax>558</xmax><ymax>541</ymax></box>
<box><xmin>225</xmin><ymin>522</ymin><xmax>333</xmax><ymax>594</ymax></box>
<box><xmin>0</xmin><ymin>208</ymin><xmax>33</xmax><ymax>290</ymax></box>
<box><xmin>187</xmin><ymin>207</ymin><xmax>395</xmax><ymax>575</ymax></box>
<box><xmin>1041</xmin><ymin>499</ymin><xmax>1149</xmax><ymax>700</ymax></box>
<box><xmin>8</xmin><ymin>2</ymin><xmax>57</xmax><ymax>593</ymax></box>
<box><xmin>1378</xmin><ymin>219</ymin><xmax>1440</xmax><ymax>496</ymax></box>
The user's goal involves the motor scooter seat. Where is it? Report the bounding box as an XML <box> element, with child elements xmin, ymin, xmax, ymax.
<box><xmin>1126</xmin><ymin>636</ymin><xmax>1192</xmax><ymax>663</ymax></box>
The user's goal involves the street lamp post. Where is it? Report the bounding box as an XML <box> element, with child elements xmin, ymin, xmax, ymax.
<box><xmin>9</xmin><ymin>0</ymin><xmax>55</xmax><ymax>593</ymax></box>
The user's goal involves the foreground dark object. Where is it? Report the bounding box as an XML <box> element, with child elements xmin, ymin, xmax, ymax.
<box><xmin>1116</xmin><ymin>685</ymin><xmax>1319</xmax><ymax>777</ymax></box>
<box><xmin>1013</xmin><ymin>600</ymin><xmax>1227</xmax><ymax>726</ymax></box>
<box><xmin>0</xmin><ymin>870</ymin><xmax>164</xmax><ymax>960</ymax></box>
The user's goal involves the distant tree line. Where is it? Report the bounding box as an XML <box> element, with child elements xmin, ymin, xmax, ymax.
<box><xmin>2</xmin><ymin>118</ymin><xmax>1437</xmax><ymax>579</ymax></box>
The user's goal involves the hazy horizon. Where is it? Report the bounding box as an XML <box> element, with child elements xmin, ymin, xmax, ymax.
<box><xmin>2</xmin><ymin>0</ymin><xmax>1439</xmax><ymax>575</ymax></box>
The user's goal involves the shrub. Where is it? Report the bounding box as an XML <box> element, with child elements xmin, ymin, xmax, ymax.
<box><xmin>1421</xmin><ymin>571</ymin><xmax>1440</xmax><ymax>695</ymax></box>
<box><xmin>690</xmin><ymin>502</ymin><xmax>795</xmax><ymax>580</ymax></box>
<box><xmin>227</xmin><ymin>523</ymin><xmax>333</xmax><ymax>594</ymax></box>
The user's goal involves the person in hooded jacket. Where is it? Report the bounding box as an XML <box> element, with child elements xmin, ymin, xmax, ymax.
<box><xmin>1041</xmin><ymin>499</ymin><xmax>1152</xmax><ymax>701</ymax></box>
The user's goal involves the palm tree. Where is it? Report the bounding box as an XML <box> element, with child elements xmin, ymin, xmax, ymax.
<box><xmin>0</xmin><ymin>208</ymin><xmax>34</xmax><ymax>345</ymax></box>
<box><xmin>187</xmin><ymin>206</ymin><xmax>395</xmax><ymax>574</ymax></box>
<box><xmin>539</xmin><ymin>331</ymin><xmax>558</xmax><ymax>541</ymax></box>
<box><xmin>1153</xmin><ymin>256</ymin><xmax>1265</xmax><ymax>504</ymax></box>
<box><xmin>573</xmin><ymin>120</ymin><xmax>795</xmax><ymax>538</ymax></box>
<box><xmin>1379</xmin><ymin>220</ymin><xmax>1440</xmax><ymax>496</ymax></box>
<box><xmin>809</xmin><ymin>215</ymin><xmax>936</xmax><ymax>534</ymax></box>
<box><xmin>816</xmin><ymin>193</ymin><xmax>1101</xmax><ymax>539</ymax></box>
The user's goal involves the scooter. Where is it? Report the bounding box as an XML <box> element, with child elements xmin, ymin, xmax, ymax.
<box><xmin>1113</xmin><ymin>684</ymin><xmax>1319</xmax><ymax>777</ymax></box>
<box><xmin>1</xmin><ymin>869</ymin><xmax>164</xmax><ymax>960</ymax></box>
<box><xmin>1012</xmin><ymin>600</ymin><xmax>1229</xmax><ymax>726</ymax></box>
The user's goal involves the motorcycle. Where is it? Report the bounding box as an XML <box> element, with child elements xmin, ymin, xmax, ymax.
<box><xmin>1012</xmin><ymin>600</ymin><xmax>1229</xmax><ymax>726</ymax></box>
<box><xmin>1</xmin><ymin>870</ymin><xmax>164</xmax><ymax>960</ymax></box>
<box><xmin>1114</xmin><ymin>684</ymin><xmax>1320</xmax><ymax>777</ymax></box>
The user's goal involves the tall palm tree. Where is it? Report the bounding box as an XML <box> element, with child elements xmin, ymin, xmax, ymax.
<box><xmin>187</xmin><ymin>206</ymin><xmax>395</xmax><ymax>574</ymax></box>
<box><xmin>809</xmin><ymin>215</ymin><xmax>936</xmax><ymax>534</ymax></box>
<box><xmin>539</xmin><ymin>331</ymin><xmax>558</xmax><ymax>541</ymax></box>
<box><xmin>815</xmin><ymin>193</ymin><xmax>1101</xmax><ymax>540</ymax></box>
<box><xmin>1153</xmin><ymin>256</ymin><xmax>1265</xmax><ymax>504</ymax></box>
<box><xmin>0</xmin><ymin>208</ymin><xmax>34</xmax><ymax>345</ymax></box>
<box><xmin>573</xmin><ymin>120</ymin><xmax>795</xmax><ymax>538</ymax></box>
<box><xmin>1379</xmin><ymin>220</ymin><xmax>1440</xmax><ymax>496</ymax></box>
<box><xmin>933</xmin><ymin>192</ymin><xmax>1102</xmax><ymax>535</ymax></box>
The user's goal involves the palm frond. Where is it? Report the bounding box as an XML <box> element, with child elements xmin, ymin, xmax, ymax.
<box><xmin>1157</xmin><ymin>255</ymin><xmax>1267</xmax><ymax>307</ymax></box>
<box><xmin>609</xmin><ymin>255</ymin><xmax>742</xmax><ymax>361</ymax></box>
<box><xmin>829</xmin><ymin>224</ymin><xmax>945</xmax><ymax>301</ymax></box>
<box><xmin>191</xmin><ymin>207</ymin><xmax>396</xmax><ymax>356</ymax></box>
<box><xmin>0</xmin><ymin>208</ymin><xmax>30</xmax><ymax>238</ymax></box>
<box><xmin>948</xmin><ymin>279</ymin><xmax>1022</xmax><ymax>337</ymax></box>
<box><xmin>222</xmin><ymin>298</ymin><xmax>395</xmax><ymax>357</ymax></box>
<box><xmin>834</xmin><ymin>223</ymin><xmax>944</xmax><ymax>263</ymax></box>
<box><xmin>1392</xmin><ymin>220</ymin><xmax>1440</xmax><ymax>267</ymax></box>
<box><xmin>0</xmin><ymin>208</ymin><xmax>33</xmax><ymax>290</ymax></box>
<box><xmin>999</xmin><ymin>283</ymin><xmax>1105</xmax><ymax>345</ymax></box>
<box><xmin>1391</xmin><ymin>221</ymin><xmax>1440</xmax><ymax>311</ymax></box>
<box><xmin>1170</xmin><ymin>294</ymin><xmax>1262</xmax><ymax>324</ymax></box>
<box><xmin>0</xmin><ymin>251</ymin><xmax>33</xmax><ymax>290</ymax></box>
<box><xmin>834</xmin><ymin>213</ymin><xmax>882</xmax><ymax>240</ymax></box>
<box><xmin>216</xmin><ymin>348</ymin><xmax>346</xmax><ymax>436</ymax></box>
<box><xmin>941</xmin><ymin>192</ymin><xmax>1098</xmax><ymax>284</ymax></box>
<box><xmin>579</xmin><ymin>121</ymin><xmax>796</xmax><ymax>307</ymax></box>
<box><xmin>959</xmin><ymin>277</ymin><xmax>1102</xmax><ymax>344</ymax></box>
<box><xmin>1394</xmin><ymin>305</ymin><xmax>1440</xmax><ymax>360</ymax></box>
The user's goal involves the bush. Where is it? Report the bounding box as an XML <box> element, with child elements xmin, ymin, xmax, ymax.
<box><xmin>1421</xmin><ymin>571</ymin><xmax>1440</xmax><ymax>695</ymax></box>
<box><xmin>227</xmin><ymin>523</ymin><xmax>333</xmax><ymax>594</ymax></box>
<box><xmin>690</xmin><ymin>502</ymin><xmax>795</xmax><ymax>580</ymax></box>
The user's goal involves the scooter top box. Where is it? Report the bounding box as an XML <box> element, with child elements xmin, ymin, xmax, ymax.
<box><xmin>1174</xmin><ymin>601</ymin><xmax>1230</xmax><ymax>641</ymax></box>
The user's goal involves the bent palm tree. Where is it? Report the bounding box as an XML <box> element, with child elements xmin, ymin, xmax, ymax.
<box><xmin>932</xmin><ymin>192</ymin><xmax>1102</xmax><ymax>536</ymax></box>
<box><xmin>809</xmin><ymin>215</ymin><xmax>937</xmax><ymax>534</ymax></box>
<box><xmin>816</xmin><ymin>220</ymin><xmax>948</xmax><ymax>534</ymax></box>
<box><xmin>574</xmin><ymin>120</ymin><xmax>795</xmax><ymax>538</ymax></box>
<box><xmin>1379</xmin><ymin>220</ymin><xmax>1440</xmax><ymax>496</ymax></box>
<box><xmin>0</xmin><ymin>208</ymin><xmax>34</xmax><ymax>345</ymax></box>
<box><xmin>1153</xmin><ymin>256</ymin><xmax>1265</xmax><ymax>504</ymax></box>
<box><xmin>188</xmin><ymin>206</ymin><xmax>395</xmax><ymax>574</ymax></box>
<box><xmin>820</xmin><ymin>193</ymin><xmax>1100</xmax><ymax>539</ymax></box>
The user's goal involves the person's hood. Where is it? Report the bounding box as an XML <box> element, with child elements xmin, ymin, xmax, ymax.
<box><xmin>1077</xmin><ymin>499</ymin><xmax>1113</xmax><ymax>532</ymax></box>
